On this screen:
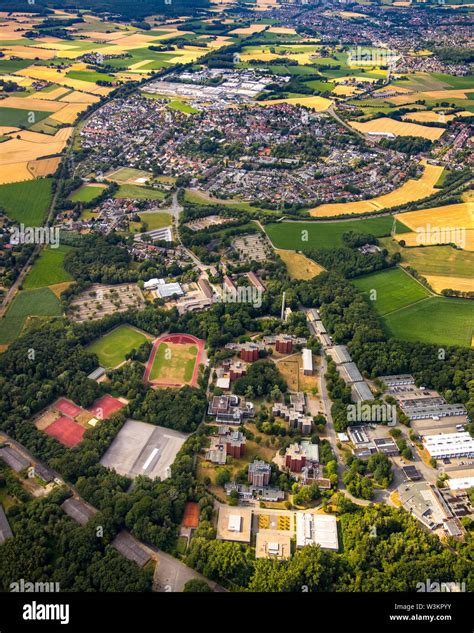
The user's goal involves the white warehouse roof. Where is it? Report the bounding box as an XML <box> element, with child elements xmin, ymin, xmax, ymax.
<box><xmin>424</xmin><ymin>432</ymin><xmax>474</xmax><ymax>459</ymax></box>
<box><xmin>296</xmin><ymin>513</ymin><xmax>339</xmax><ymax>550</ymax></box>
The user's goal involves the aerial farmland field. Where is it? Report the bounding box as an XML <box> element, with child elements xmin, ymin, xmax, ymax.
<box><xmin>266</xmin><ymin>217</ymin><xmax>411</xmax><ymax>250</ymax></box>
<box><xmin>353</xmin><ymin>267</ymin><xmax>431</xmax><ymax>315</ymax></box>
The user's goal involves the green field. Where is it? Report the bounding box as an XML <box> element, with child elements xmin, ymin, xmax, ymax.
<box><xmin>66</xmin><ymin>70</ymin><xmax>116</xmax><ymax>83</ymax></box>
<box><xmin>69</xmin><ymin>184</ymin><xmax>106</xmax><ymax>203</ymax></box>
<box><xmin>0</xmin><ymin>288</ymin><xmax>62</xmax><ymax>344</ymax></box>
<box><xmin>107</xmin><ymin>167</ymin><xmax>153</xmax><ymax>183</ymax></box>
<box><xmin>132</xmin><ymin>212</ymin><xmax>172</xmax><ymax>231</ymax></box>
<box><xmin>23</xmin><ymin>245</ymin><xmax>73</xmax><ymax>289</ymax></box>
<box><xmin>0</xmin><ymin>107</ymin><xmax>52</xmax><ymax>128</ymax></box>
<box><xmin>168</xmin><ymin>100</ymin><xmax>198</xmax><ymax>114</ymax></box>
<box><xmin>149</xmin><ymin>341</ymin><xmax>197</xmax><ymax>384</ymax></box>
<box><xmin>0</xmin><ymin>178</ymin><xmax>53</xmax><ymax>226</ymax></box>
<box><xmin>383</xmin><ymin>297</ymin><xmax>474</xmax><ymax>347</ymax></box>
<box><xmin>114</xmin><ymin>184</ymin><xmax>166</xmax><ymax>201</ymax></box>
<box><xmin>380</xmin><ymin>239</ymin><xmax>474</xmax><ymax>279</ymax></box>
<box><xmin>265</xmin><ymin>217</ymin><xmax>410</xmax><ymax>250</ymax></box>
<box><xmin>353</xmin><ymin>267</ymin><xmax>431</xmax><ymax>316</ymax></box>
<box><xmin>0</xmin><ymin>59</ymin><xmax>32</xmax><ymax>72</ymax></box>
<box><xmin>87</xmin><ymin>324</ymin><xmax>149</xmax><ymax>368</ymax></box>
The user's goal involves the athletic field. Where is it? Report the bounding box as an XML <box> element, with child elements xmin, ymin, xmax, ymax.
<box><xmin>87</xmin><ymin>324</ymin><xmax>149</xmax><ymax>368</ymax></box>
<box><xmin>144</xmin><ymin>334</ymin><xmax>204</xmax><ymax>387</ymax></box>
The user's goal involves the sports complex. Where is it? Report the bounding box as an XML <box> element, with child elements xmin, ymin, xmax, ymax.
<box><xmin>143</xmin><ymin>333</ymin><xmax>205</xmax><ymax>388</ymax></box>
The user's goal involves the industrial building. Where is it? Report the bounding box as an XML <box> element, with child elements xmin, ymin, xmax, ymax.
<box><xmin>296</xmin><ymin>513</ymin><xmax>339</xmax><ymax>550</ymax></box>
<box><xmin>302</xmin><ymin>348</ymin><xmax>313</xmax><ymax>376</ymax></box>
<box><xmin>424</xmin><ymin>432</ymin><xmax>474</xmax><ymax>460</ymax></box>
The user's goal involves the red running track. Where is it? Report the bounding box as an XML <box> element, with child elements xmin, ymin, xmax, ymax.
<box><xmin>143</xmin><ymin>333</ymin><xmax>205</xmax><ymax>388</ymax></box>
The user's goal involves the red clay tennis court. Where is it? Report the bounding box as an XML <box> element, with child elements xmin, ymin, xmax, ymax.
<box><xmin>45</xmin><ymin>416</ymin><xmax>85</xmax><ymax>448</ymax></box>
<box><xmin>181</xmin><ymin>502</ymin><xmax>199</xmax><ymax>529</ymax></box>
<box><xmin>88</xmin><ymin>394</ymin><xmax>124</xmax><ymax>420</ymax></box>
<box><xmin>55</xmin><ymin>398</ymin><xmax>83</xmax><ymax>418</ymax></box>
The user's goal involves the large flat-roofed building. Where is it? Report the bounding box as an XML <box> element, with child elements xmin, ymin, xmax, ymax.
<box><xmin>0</xmin><ymin>446</ymin><xmax>30</xmax><ymax>473</ymax></box>
<box><xmin>398</xmin><ymin>482</ymin><xmax>448</xmax><ymax>531</ymax></box>
<box><xmin>327</xmin><ymin>345</ymin><xmax>352</xmax><ymax>365</ymax></box>
<box><xmin>337</xmin><ymin>362</ymin><xmax>364</xmax><ymax>384</ymax></box>
<box><xmin>447</xmin><ymin>476</ymin><xmax>474</xmax><ymax>491</ymax></box>
<box><xmin>217</xmin><ymin>506</ymin><xmax>252</xmax><ymax>543</ymax></box>
<box><xmin>302</xmin><ymin>348</ymin><xmax>313</xmax><ymax>376</ymax></box>
<box><xmin>296</xmin><ymin>513</ymin><xmax>339</xmax><ymax>550</ymax></box>
<box><xmin>351</xmin><ymin>381</ymin><xmax>374</xmax><ymax>402</ymax></box>
<box><xmin>255</xmin><ymin>531</ymin><xmax>292</xmax><ymax>560</ymax></box>
<box><xmin>403</xmin><ymin>403</ymin><xmax>467</xmax><ymax>421</ymax></box>
<box><xmin>379</xmin><ymin>374</ymin><xmax>415</xmax><ymax>387</ymax></box>
<box><xmin>424</xmin><ymin>432</ymin><xmax>474</xmax><ymax>460</ymax></box>
<box><xmin>373</xmin><ymin>437</ymin><xmax>400</xmax><ymax>456</ymax></box>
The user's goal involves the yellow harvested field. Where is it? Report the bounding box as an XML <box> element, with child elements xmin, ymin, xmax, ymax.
<box><xmin>259</xmin><ymin>95</ymin><xmax>332</xmax><ymax>111</ymax></box>
<box><xmin>423</xmin><ymin>275</ymin><xmax>473</xmax><ymax>294</ymax></box>
<box><xmin>49</xmin><ymin>281</ymin><xmax>73</xmax><ymax>298</ymax></box>
<box><xmin>0</xmin><ymin>127</ymin><xmax>72</xmax><ymax>184</ymax></box>
<box><xmin>60</xmin><ymin>91</ymin><xmax>100</xmax><ymax>104</ymax></box>
<box><xmin>0</xmin><ymin>74</ymin><xmax>34</xmax><ymax>87</ymax></box>
<box><xmin>349</xmin><ymin>117</ymin><xmax>445</xmax><ymax>141</ymax></box>
<box><xmin>310</xmin><ymin>161</ymin><xmax>444</xmax><ymax>217</ymax></box>
<box><xmin>228</xmin><ymin>24</ymin><xmax>268</xmax><ymax>35</ymax></box>
<box><xmin>267</xmin><ymin>26</ymin><xmax>297</xmax><ymax>34</ymax></box>
<box><xmin>15</xmin><ymin>66</ymin><xmax>113</xmax><ymax>96</ymax></box>
<box><xmin>49</xmin><ymin>102</ymin><xmax>89</xmax><ymax>124</ymax></box>
<box><xmin>33</xmin><ymin>87</ymin><xmax>71</xmax><ymax>100</ymax></box>
<box><xmin>27</xmin><ymin>156</ymin><xmax>61</xmax><ymax>178</ymax></box>
<box><xmin>76</xmin><ymin>30</ymin><xmax>129</xmax><ymax>41</ymax></box>
<box><xmin>0</xmin><ymin>126</ymin><xmax>19</xmax><ymax>135</ymax></box>
<box><xmin>2</xmin><ymin>45</ymin><xmax>55</xmax><ymax>60</ymax></box>
<box><xmin>276</xmin><ymin>250</ymin><xmax>325</xmax><ymax>280</ymax></box>
<box><xmin>420</xmin><ymin>89</ymin><xmax>474</xmax><ymax>100</ymax></box>
<box><xmin>333</xmin><ymin>84</ymin><xmax>360</xmax><ymax>96</ymax></box>
<box><xmin>387</xmin><ymin>94</ymin><xmax>421</xmax><ymax>105</ymax></box>
<box><xmin>395</xmin><ymin>203</ymin><xmax>474</xmax><ymax>250</ymax></box>
<box><xmin>0</xmin><ymin>162</ymin><xmax>33</xmax><ymax>184</ymax></box>
<box><xmin>394</xmin><ymin>229</ymin><xmax>474</xmax><ymax>251</ymax></box>
<box><xmin>373</xmin><ymin>85</ymin><xmax>412</xmax><ymax>95</ymax></box>
<box><xmin>334</xmin><ymin>75</ymin><xmax>379</xmax><ymax>84</ymax></box>
<box><xmin>0</xmin><ymin>95</ymin><xmax>65</xmax><ymax>112</ymax></box>
<box><xmin>402</xmin><ymin>110</ymin><xmax>455</xmax><ymax>124</ymax></box>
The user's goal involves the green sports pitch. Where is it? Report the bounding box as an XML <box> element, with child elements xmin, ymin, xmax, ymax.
<box><xmin>265</xmin><ymin>217</ymin><xmax>410</xmax><ymax>251</ymax></box>
<box><xmin>87</xmin><ymin>324</ymin><xmax>149</xmax><ymax>368</ymax></box>
<box><xmin>353</xmin><ymin>267</ymin><xmax>431</xmax><ymax>316</ymax></box>
<box><xmin>383</xmin><ymin>297</ymin><xmax>474</xmax><ymax>348</ymax></box>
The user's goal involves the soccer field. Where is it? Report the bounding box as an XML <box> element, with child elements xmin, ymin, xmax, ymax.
<box><xmin>87</xmin><ymin>325</ymin><xmax>149</xmax><ymax>368</ymax></box>
<box><xmin>149</xmin><ymin>342</ymin><xmax>198</xmax><ymax>385</ymax></box>
<box><xmin>353</xmin><ymin>267</ymin><xmax>431</xmax><ymax>316</ymax></box>
<box><xmin>383</xmin><ymin>297</ymin><xmax>474</xmax><ymax>347</ymax></box>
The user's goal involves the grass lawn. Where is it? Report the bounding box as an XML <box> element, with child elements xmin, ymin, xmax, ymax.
<box><xmin>265</xmin><ymin>217</ymin><xmax>410</xmax><ymax>250</ymax></box>
<box><xmin>353</xmin><ymin>267</ymin><xmax>431</xmax><ymax>316</ymax></box>
<box><xmin>23</xmin><ymin>245</ymin><xmax>73</xmax><ymax>289</ymax></box>
<box><xmin>87</xmin><ymin>324</ymin><xmax>149</xmax><ymax>368</ymax></box>
<box><xmin>106</xmin><ymin>167</ymin><xmax>152</xmax><ymax>183</ymax></box>
<box><xmin>0</xmin><ymin>178</ymin><xmax>53</xmax><ymax>226</ymax></box>
<box><xmin>69</xmin><ymin>184</ymin><xmax>106</xmax><ymax>203</ymax></box>
<box><xmin>114</xmin><ymin>184</ymin><xmax>166</xmax><ymax>201</ymax></box>
<box><xmin>66</xmin><ymin>70</ymin><xmax>116</xmax><ymax>83</ymax></box>
<box><xmin>383</xmin><ymin>297</ymin><xmax>474</xmax><ymax>347</ymax></box>
<box><xmin>168</xmin><ymin>100</ymin><xmax>198</xmax><ymax>114</ymax></box>
<box><xmin>0</xmin><ymin>288</ymin><xmax>62</xmax><ymax>344</ymax></box>
<box><xmin>133</xmin><ymin>212</ymin><xmax>172</xmax><ymax>231</ymax></box>
<box><xmin>0</xmin><ymin>107</ymin><xmax>52</xmax><ymax>128</ymax></box>
<box><xmin>150</xmin><ymin>342</ymin><xmax>197</xmax><ymax>384</ymax></box>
